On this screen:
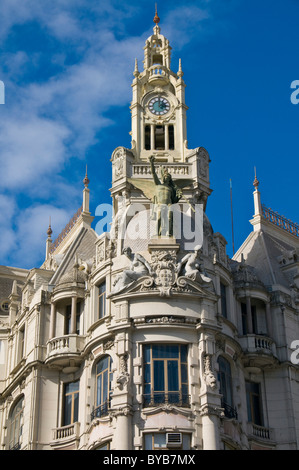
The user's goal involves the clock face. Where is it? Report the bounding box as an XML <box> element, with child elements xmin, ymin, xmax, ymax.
<box><xmin>148</xmin><ymin>96</ymin><xmax>170</xmax><ymax>115</ymax></box>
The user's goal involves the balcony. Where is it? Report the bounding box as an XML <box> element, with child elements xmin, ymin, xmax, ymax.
<box><xmin>51</xmin><ymin>422</ymin><xmax>80</xmax><ymax>450</ymax></box>
<box><xmin>143</xmin><ymin>392</ymin><xmax>191</xmax><ymax>408</ymax></box>
<box><xmin>45</xmin><ymin>334</ymin><xmax>85</xmax><ymax>371</ymax></box>
<box><xmin>239</xmin><ymin>334</ymin><xmax>277</xmax><ymax>368</ymax></box>
<box><xmin>90</xmin><ymin>401</ymin><xmax>110</xmax><ymax>421</ymax></box>
<box><xmin>221</xmin><ymin>400</ymin><xmax>238</xmax><ymax>420</ymax></box>
<box><xmin>247</xmin><ymin>423</ymin><xmax>275</xmax><ymax>446</ymax></box>
<box><xmin>148</xmin><ymin>65</ymin><xmax>170</xmax><ymax>84</ymax></box>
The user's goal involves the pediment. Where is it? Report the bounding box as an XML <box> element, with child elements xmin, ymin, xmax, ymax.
<box><xmin>108</xmin><ymin>274</ymin><xmax>217</xmax><ymax>301</ymax></box>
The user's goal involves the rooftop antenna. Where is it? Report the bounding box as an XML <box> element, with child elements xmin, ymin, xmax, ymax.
<box><xmin>230</xmin><ymin>178</ymin><xmax>235</xmax><ymax>255</ymax></box>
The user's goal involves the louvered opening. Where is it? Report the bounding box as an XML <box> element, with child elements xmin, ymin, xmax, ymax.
<box><xmin>166</xmin><ymin>432</ymin><xmax>182</xmax><ymax>446</ymax></box>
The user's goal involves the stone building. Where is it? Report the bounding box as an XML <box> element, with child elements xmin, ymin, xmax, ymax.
<box><xmin>1</xmin><ymin>13</ymin><xmax>299</xmax><ymax>451</ymax></box>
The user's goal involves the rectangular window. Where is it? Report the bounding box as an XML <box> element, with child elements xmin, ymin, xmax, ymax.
<box><xmin>144</xmin><ymin>125</ymin><xmax>151</xmax><ymax>150</ymax></box>
<box><xmin>168</xmin><ymin>125</ymin><xmax>174</xmax><ymax>150</ymax></box>
<box><xmin>144</xmin><ymin>433</ymin><xmax>191</xmax><ymax>450</ymax></box>
<box><xmin>18</xmin><ymin>326</ymin><xmax>25</xmax><ymax>363</ymax></box>
<box><xmin>155</xmin><ymin>125</ymin><xmax>165</xmax><ymax>150</ymax></box>
<box><xmin>246</xmin><ymin>381</ymin><xmax>263</xmax><ymax>426</ymax></box>
<box><xmin>220</xmin><ymin>282</ymin><xmax>228</xmax><ymax>318</ymax></box>
<box><xmin>143</xmin><ymin>344</ymin><xmax>189</xmax><ymax>407</ymax></box>
<box><xmin>63</xmin><ymin>381</ymin><xmax>79</xmax><ymax>426</ymax></box>
<box><xmin>98</xmin><ymin>282</ymin><xmax>106</xmax><ymax>319</ymax></box>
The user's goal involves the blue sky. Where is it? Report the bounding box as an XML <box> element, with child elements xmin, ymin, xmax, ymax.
<box><xmin>0</xmin><ymin>0</ymin><xmax>298</xmax><ymax>269</ymax></box>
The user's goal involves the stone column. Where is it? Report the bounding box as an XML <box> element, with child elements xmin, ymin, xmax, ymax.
<box><xmin>201</xmin><ymin>405</ymin><xmax>221</xmax><ymax>450</ymax></box>
<box><xmin>71</xmin><ymin>296</ymin><xmax>77</xmax><ymax>334</ymax></box>
<box><xmin>165</xmin><ymin>124</ymin><xmax>169</xmax><ymax>150</ymax></box>
<box><xmin>112</xmin><ymin>408</ymin><xmax>132</xmax><ymax>450</ymax></box>
<box><xmin>150</xmin><ymin>124</ymin><xmax>155</xmax><ymax>150</ymax></box>
<box><xmin>49</xmin><ymin>302</ymin><xmax>56</xmax><ymax>339</ymax></box>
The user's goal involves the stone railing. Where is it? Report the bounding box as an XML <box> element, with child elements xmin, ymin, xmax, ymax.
<box><xmin>132</xmin><ymin>164</ymin><xmax>190</xmax><ymax>178</ymax></box>
<box><xmin>239</xmin><ymin>334</ymin><xmax>276</xmax><ymax>356</ymax></box>
<box><xmin>148</xmin><ymin>65</ymin><xmax>170</xmax><ymax>81</ymax></box>
<box><xmin>248</xmin><ymin>422</ymin><xmax>274</xmax><ymax>441</ymax></box>
<box><xmin>262</xmin><ymin>204</ymin><xmax>299</xmax><ymax>238</ymax></box>
<box><xmin>52</xmin><ymin>422</ymin><xmax>80</xmax><ymax>441</ymax></box>
<box><xmin>46</xmin><ymin>334</ymin><xmax>85</xmax><ymax>358</ymax></box>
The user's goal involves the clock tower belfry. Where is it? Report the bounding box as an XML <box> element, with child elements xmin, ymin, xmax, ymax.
<box><xmin>130</xmin><ymin>10</ymin><xmax>188</xmax><ymax>162</ymax></box>
<box><xmin>110</xmin><ymin>9</ymin><xmax>212</xmax><ymax>226</ymax></box>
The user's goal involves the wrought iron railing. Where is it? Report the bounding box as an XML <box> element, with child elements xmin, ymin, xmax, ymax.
<box><xmin>9</xmin><ymin>442</ymin><xmax>21</xmax><ymax>450</ymax></box>
<box><xmin>50</xmin><ymin>205</ymin><xmax>83</xmax><ymax>254</ymax></box>
<box><xmin>221</xmin><ymin>400</ymin><xmax>238</xmax><ymax>420</ymax></box>
<box><xmin>262</xmin><ymin>204</ymin><xmax>299</xmax><ymax>237</ymax></box>
<box><xmin>91</xmin><ymin>400</ymin><xmax>110</xmax><ymax>420</ymax></box>
<box><xmin>143</xmin><ymin>392</ymin><xmax>190</xmax><ymax>408</ymax></box>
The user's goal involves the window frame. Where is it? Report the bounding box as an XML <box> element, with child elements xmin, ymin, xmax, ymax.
<box><xmin>246</xmin><ymin>381</ymin><xmax>263</xmax><ymax>426</ymax></box>
<box><xmin>7</xmin><ymin>396</ymin><xmax>24</xmax><ymax>450</ymax></box>
<box><xmin>143</xmin><ymin>344</ymin><xmax>189</xmax><ymax>407</ymax></box>
<box><xmin>98</xmin><ymin>281</ymin><xmax>106</xmax><ymax>320</ymax></box>
<box><xmin>63</xmin><ymin>380</ymin><xmax>79</xmax><ymax>426</ymax></box>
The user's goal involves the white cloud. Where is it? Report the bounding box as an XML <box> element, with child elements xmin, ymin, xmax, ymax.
<box><xmin>0</xmin><ymin>0</ymin><xmax>216</xmax><ymax>268</ymax></box>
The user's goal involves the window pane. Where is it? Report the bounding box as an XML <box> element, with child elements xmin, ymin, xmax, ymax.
<box><xmin>144</xmin><ymin>434</ymin><xmax>152</xmax><ymax>450</ymax></box>
<box><xmin>144</xmin><ymin>363</ymin><xmax>151</xmax><ymax>384</ymax></box>
<box><xmin>97</xmin><ymin>374</ymin><xmax>102</xmax><ymax>406</ymax></box>
<box><xmin>180</xmin><ymin>345</ymin><xmax>188</xmax><ymax>363</ymax></box>
<box><xmin>252</xmin><ymin>394</ymin><xmax>262</xmax><ymax>425</ymax></box>
<box><xmin>73</xmin><ymin>392</ymin><xmax>79</xmax><ymax>422</ymax></box>
<box><xmin>64</xmin><ymin>394</ymin><xmax>72</xmax><ymax>425</ymax></box>
<box><xmin>167</xmin><ymin>361</ymin><xmax>179</xmax><ymax>391</ymax></box>
<box><xmin>152</xmin><ymin>344</ymin><xmax>178</xmax><ymax>359</ymax></box>
<box><xmin>154</xmin><ymin>361</ymin><xmax>164</xmax><ymax>391</ymax></box>
<box><xmin>154</xmin><ymin>433</ymin><xmax>167</xmax><ymax>448</ymax></box>
<box><xmin>66</xmin><ymin>381</ymin><xmax>79</xmax><ymax>394</ymax></box>
<box><xmin>181</xmin><ymin>363</ymin><xmax>187</xmax><ymax>383</ymax></box>
<box><xmin>97</xmin><ymin>356</ymin><xmax>109</xmax><ymax>374</ymax></box>
<box><xmin>144</xmin><ymin>345</ymin><xmax>151</xmax><ymax>363</ymax></box>
<box><xmin>182</xmin><ymin>434</ymin><xmax>191</xmax><ymax>450</ymax></box>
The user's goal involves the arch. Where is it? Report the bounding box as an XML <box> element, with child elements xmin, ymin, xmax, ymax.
<box><xmin>7</xmin><ymin>395</ymin><xmax>24</xmax><ymax>450</ymax></box>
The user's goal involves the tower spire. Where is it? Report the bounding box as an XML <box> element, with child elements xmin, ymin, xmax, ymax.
<box><xmin>153</xmin><ymin>4</ymin><xmax>160</xmax><ymax>25</ymax></box>
<box><xmin>46</xmin><ymin>216</ymin><xmax>53</xmax><ymax>260</ymax></box>
<box><xmin>253</xmin><ymin>167</ymin><xmax>262</xmax><ymax>216</ymax></box>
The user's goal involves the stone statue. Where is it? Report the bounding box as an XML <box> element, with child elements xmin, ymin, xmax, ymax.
<box><xmin>128</xmin><ymin>156</ymin><xmax>192</xmax><ymax>237</ymax></box>
<box><xmin>176</xmin><ymin>246</ymin><xmax>211</xmax><ymax>284</ymax></box>
<box><xmin>112</xmin><ymin>247</ymin><xmax>152</xmax><ymax>292</ymax></box>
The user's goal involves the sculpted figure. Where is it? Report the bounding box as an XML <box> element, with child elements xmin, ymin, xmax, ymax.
<box><xmin>176</xmin><ymin>246</ymin><xmax>211</xmax><ymax>284</ymax></box>
<box><xmin>112</xmin><ymin>247</ymin><xmax>152</xmax><ymax>292</ymax></box>
<box><xmin>128</xmin><ymin>156</ymin><xmax>192</xmax><ymax>238</ymax></box>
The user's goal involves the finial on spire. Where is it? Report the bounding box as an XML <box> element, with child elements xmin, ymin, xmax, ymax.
<box><xmin>253</xmin><ymin>166</ymin><xmax>259</xmax><ymax>190</ymax></box>
<box><xmin>178</xmin><ymin>58</ymin><xmax>184</xmax><ymax>78</ymax></box>
<box><xmin>83</xmin><ymin>164</ymin><xmax>90</xmax><ymax>187</ymax></box>
<box><xmin>133</xmin><ymin>58</ymin><xmax>140</xmax><ymax>77</ymax></box>
<box><xmin>153</xmin><ymin>4</ymin><xmax>160</xmax><ymax>24</ymax></box>
<box><xmin>47</xmin><ymin>216</ymin><xmax>52</xmax><ymax>238</ymax></box>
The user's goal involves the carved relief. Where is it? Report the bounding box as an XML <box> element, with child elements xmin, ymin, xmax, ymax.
<box><xmin>203</xmin><ymin>354</ymin><xmax>217</xmax><ymax>390</ymax></box>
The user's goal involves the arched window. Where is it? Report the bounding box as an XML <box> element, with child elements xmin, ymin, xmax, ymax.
<box><xmin>92</xmin><ymin>355</ymin><xmax>113</xmax><ymax>419</ymax></box>
<box><xmin>7</xmin><ymin>396</ymin><xmax>24</xmax><ymax>450</ymax></box>
<box><xmin>218</xmin><ymin>356</ymin><xmax>237</xmax><ymax>419</ymax></box>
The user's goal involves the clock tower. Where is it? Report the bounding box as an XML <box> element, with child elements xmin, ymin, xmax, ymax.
<box><xmin>130</xmin><ymin>9</ymin><xmax>188</xmax><ymax>162</ymax></box>
<box><xmin>110</xmin><ymin>10</ymin><xmax>212</xmax><ymax>245</ymax></box>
